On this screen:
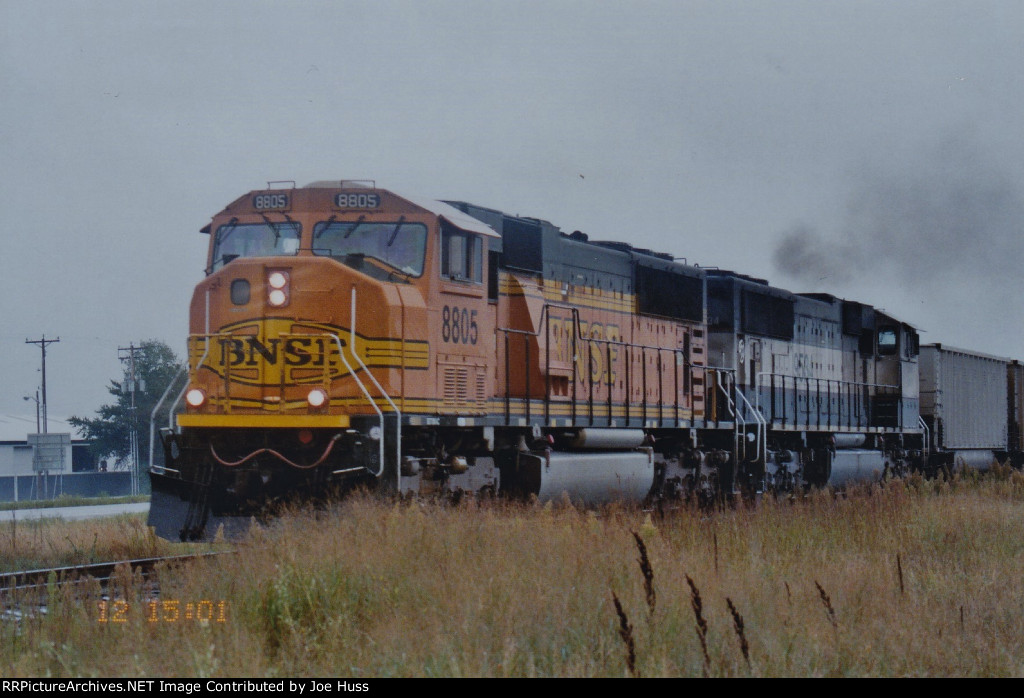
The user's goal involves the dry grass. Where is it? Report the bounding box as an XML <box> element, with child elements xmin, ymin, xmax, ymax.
<box><xmin>0</xmin><ymin>514</ymin><xmax>183</xmax><ymax>573</ymax></box>
<box><xmin>5</xmin><ymin>469</ymin><xmax>1024</xmax><ymax>677</ymax></box>
<box><xmin>0</xmin><ymin>494</ymin><xmax>150</xmax><ymax>512</ymax></box>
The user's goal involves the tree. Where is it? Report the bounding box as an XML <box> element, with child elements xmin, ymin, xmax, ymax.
<box><xmin>70</xmin><ymin>340</ymin><xmax>185</xmax><ymax>473</ymax></box>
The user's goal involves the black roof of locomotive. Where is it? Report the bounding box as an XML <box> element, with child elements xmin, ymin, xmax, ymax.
<box><xmin>444</xmin><ymin>200</ymin><xmax>703</xmax><ymax>282</ymax></box>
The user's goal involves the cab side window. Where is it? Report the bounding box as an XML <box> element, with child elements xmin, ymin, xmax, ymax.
<box><xmin>877</xmin><ymin>327</ymin><xmax>898</xmax><ymax>356</ymax></box>
<box><xmin>441</xmin><ymin>226</ymin><xmax>482</xmax><ymax>283</ymax></box>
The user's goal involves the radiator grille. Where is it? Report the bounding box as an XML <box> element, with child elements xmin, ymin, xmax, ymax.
<box><xmin>443</xmin><ymin>366</ymin><xmax>469</xmax><ymax>406</ymax></box>
<box><xmin>440</xmin><ymin>364</ymin><xmax>487</xmax><ymax>407</ymax></box>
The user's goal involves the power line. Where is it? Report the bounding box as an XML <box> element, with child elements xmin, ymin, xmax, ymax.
<box><xmin>118</xmin><ymin>343</ymin><xmax>142</xmax><ymax>495</ymax></box>
<box><xmin>25</xmin><ymin>335</ymin><xmax>59</xmax><ymax>434</ymax></box>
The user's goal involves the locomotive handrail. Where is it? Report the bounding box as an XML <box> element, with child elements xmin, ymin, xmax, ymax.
<box><xmin>715</xmin><ymin>371</ymin><xmax>742</xmax><ymax>464</ymax></box>
<box><xmin>495</xmin><ymin>302</ymin><xmax>581</xmax><ymax>338</ymax></box>
<box><xmin>171</xmin><ymin>324</ymin><xmax>235</xmax><ymax>425</ymax></box>
<box><xmin>918</xmin><ymin>416</ymin><xmax>931</xmax><ymax>464</ymax></box>
<box><xmin>148</xmin><ymin>363</ymin><xmax>188</xmax><ymax>470</ymax></box>
<box><xmin>169</xmin><ymin>288</ymin><xmax>214</xmax><ymax>426</ymax></box>
<box><xmin>168</xmin><ymin>379</ymin><xmax>190</xmax><ymax>430</ymax></box>
<box><xmin>343</xmin><ymin>285</ymin><xmax>401</xmax><ymax>487</ymax></box>
<box><xmin>180</xmin><ymin>323</ymin><xmax>395</xmax><ymax>480</ymax></box>
<box><xmin>562</xmin><ymin>323</ymin><xmax>706</xmax><ymax>428</ymax></box>
<box><xmin>734</xmin><ymin>380</ymin><xmax>766</xmax><ymax>463</ymax></box>
<box><xmin>497</xmin><ymin>303</ymin><xmax>711</xmax><ymax>429</ymax></box>
<box><xmin>267</xmin><ymin>332</ymin><xmax>335</xmax><ymax>408</ymax></box>
<box><xmin>715</xmin><ymin>370</ymin><xmax>762</xmax><ymax>464</ymax></box>
<box><xmin>184</xmin><ymin>332</ymin><xmax>244</xmax><ymax>415</ymax></box>
<box><xmin>755</xmin><ymin>371</ymin><xmax>903</xmax><ymax>431</ymax></box>
<box><xmin>326</xmin><ymin>331</ymin><xmax>385</xmax><ymax>477</ymax></box>
<box><xmin>497</xmin><ymin>303</ymin><xmax>581</xmax><ymax>425</ymax></box>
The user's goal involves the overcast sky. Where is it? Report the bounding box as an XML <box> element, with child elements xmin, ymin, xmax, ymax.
<box><xmin>1</xmin><ymin>0</ymin><xmax>1021</xmax><ymax>434</ymax></box>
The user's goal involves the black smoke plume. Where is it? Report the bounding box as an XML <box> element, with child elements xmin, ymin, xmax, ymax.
<box><xmin>773</xmin><ymin>134</ymin><xmax>1024</xmax><ymax>290</ymax></box>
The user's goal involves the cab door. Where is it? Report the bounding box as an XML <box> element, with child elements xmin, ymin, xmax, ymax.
<box><xmin>435</xmin><ymin>223</ymin><xmax>493</xmax><ymax>413</ymax></box>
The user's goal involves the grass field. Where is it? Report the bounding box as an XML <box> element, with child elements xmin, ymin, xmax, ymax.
<box><xmin>3</xmin><ymin>470</ymin><xmax>1024</xmax><ymax>677</ymax></box>
<box><xmin>0</xmin><ymin>494</ymin><xmax>150</xmax><ymax>513</ymax></box>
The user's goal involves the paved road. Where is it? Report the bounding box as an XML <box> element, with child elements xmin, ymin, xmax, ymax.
<box><xmin>0</xmin><ymin>502</ymin><xmax>149</xmax><ymax>523</ymax></box>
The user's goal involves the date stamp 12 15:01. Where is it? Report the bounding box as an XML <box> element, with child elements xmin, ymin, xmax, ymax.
<box><xmin>97</xmin><ymin>599</ymin><xmax>228</xmax><ymax>624</ymax></box>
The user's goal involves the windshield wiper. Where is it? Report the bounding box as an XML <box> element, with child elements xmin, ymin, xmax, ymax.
<box><xmin>309</xmin><ymin>215</ymin><xmax>336</xmax><ymax>252</ymax></box>
<box><xmin>216</xmin><ymin>217</ymin><xmax>239</xmax><ymax>243</ymax></box>
<box><xmin>386</xmin><ymin>216</ymin><xmax>406</xmax><ymax>247</ymax></box>
<box><xmin>343</xmin><ymin>215</ymin><xmax>366</xmax><ymax>239</ymax></box>
<box><xmin>259</xmin><ymin>212</ymin><xmax>281</xmax><ymax>242</ymax></box>
<box><xmin>208</xmin><ymin>218</ymin><xmax>239</xmax><ymax>273</ymax></box>
<box><xmin>211</xmin><ymin>253</ymin><xmax>239</xmax><ymax>269</ymax></box>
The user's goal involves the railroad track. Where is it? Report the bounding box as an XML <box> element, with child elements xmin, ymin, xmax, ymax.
<box><xmin>0</xmin><ymin>552</ymin><xmax>231</xmax><ymax>597</ymax></box>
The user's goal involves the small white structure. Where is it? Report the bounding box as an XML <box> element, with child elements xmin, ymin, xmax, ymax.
<box><xmin>0</xmin><ymin>415</ymin><xmax>77</xmax><ymax>475</ymax></box>
<box><xmin>0</xmin><ymin>414</ymin><xmax>109</xmax><ymax>501</ymax></box>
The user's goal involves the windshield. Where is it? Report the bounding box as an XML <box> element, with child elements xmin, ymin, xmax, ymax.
<box><xmin>312</xmin><ymin>220</ymin><xmax>427</xmax><ymax>277</ymax></box>
<box><xmin>211</xmin><ymin>221</ymin><xmax>301</xmax><ymax>271</ymax></box>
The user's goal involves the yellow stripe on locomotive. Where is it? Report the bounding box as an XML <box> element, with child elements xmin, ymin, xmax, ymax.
<box><xmin>188</xmin><ymin>318</ymin><xmax>429</xmax><ymax>387</ymax></box>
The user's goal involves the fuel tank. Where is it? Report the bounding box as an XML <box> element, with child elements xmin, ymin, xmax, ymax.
<box><xmin>827</xmin><ymin>449</ymin><xmax>886</xmax><ymax>486</ymax></box>
<box><xmin>512</xmin><ymin>449</ymin><xmax>654</xmax><ymax>504</ymax></box>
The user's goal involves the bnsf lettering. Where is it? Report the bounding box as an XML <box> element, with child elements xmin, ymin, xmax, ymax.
<box><xmin>283</xmin><ymin>337</ymin><xmax>335</xmax><ymax>366</ymax></box>
<box><xmin>335</xmin><ymin>192</ymin><xmax>381</xmax><ymax>209</ymax></box>
<box><xmin>253</xmin><ymin>193</ymin><xmax>288</xmax><ymax>209</ymax></box>
<box><xmin>549</xmin><ymin>318</ymin><xmax>621</xmax><ymax>384</ymax></box>
<box><xmin>248</xmin><ymin>338</ymin><xmax>279</xmax><ymax>365</ymax></box>
<box><xmin>284</xmin><ymin>337</ymin><xmax>312</xmax><ymax>365</ymax></box>
<box><xmin>220</xmin><ymin>337</ymin><xmax>340</xmax><ymax>367</ymax></box>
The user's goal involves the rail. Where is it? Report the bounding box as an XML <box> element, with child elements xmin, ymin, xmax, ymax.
<box><xmin>0</xmin><ymin>552</ymin><xmax>232</xmax><ymax>598</ymax></box>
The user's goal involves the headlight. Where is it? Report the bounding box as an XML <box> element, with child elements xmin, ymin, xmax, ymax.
<box><xmin>185</xmin><ymin>388</ymin><xmax>206</xmax><ymax>407</ymax></box>
<box><xmin>266</xmin><ymin>270</ymin><xmax>290</xmax><ymax>307</ymax></box>
<box><xmin>307</xmin><ymin>388</ymin><xmax>327</xmax><ymax>407</ymax></box>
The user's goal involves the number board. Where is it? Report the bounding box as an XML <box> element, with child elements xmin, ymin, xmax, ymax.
<box><xmin>334</xmin><ymin>192</ymin><xmax>382</xmax><ymax>210</ymax></box>
<box><xmin>252</xmin><ymin>193</ymin><xmax>290</xmax><ymax>210</ymax></box>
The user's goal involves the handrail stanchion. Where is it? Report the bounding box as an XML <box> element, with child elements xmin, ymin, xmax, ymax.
<box><xmin>345</xmin><ymin>287</ymin><xmax>401</xmax><ymax>488</ymax></box>
<box><xmin>149</xmin><ymin>364</ymin><xmax>187</xmax><ymax>472</ymax></box>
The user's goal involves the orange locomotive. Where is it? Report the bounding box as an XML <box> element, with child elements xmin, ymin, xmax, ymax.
<box><xmin>149</xmin><ymin>180</ymin><xmax>731</xmax><ymax>539</ymax></box>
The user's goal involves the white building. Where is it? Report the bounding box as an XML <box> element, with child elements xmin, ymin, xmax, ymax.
<box><xmin>0</xmin><ymin>413</ymin><xmax>131</xmax><ymax>501</ymax></box>
<box><xmin>0</xmin><ymin>413</ymin><xmax>81</xmax><ymax>474</ymax></box>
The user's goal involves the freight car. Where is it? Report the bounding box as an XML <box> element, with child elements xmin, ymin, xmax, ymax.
<box><xmin>149</xmin><ymin>180</ymin><xmax>997</xmax><ymax>541</ymax></box>
<box><xmin>918</xmin><ymin>344</ymin><xmax>1024</xmax><ymax>473</ymax></box>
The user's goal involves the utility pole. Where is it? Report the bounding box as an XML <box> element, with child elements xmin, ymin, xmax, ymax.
<box><xmin>25</xmin><ymin>335</ymin><xmax>59</xmax><ymax>434</ymax></box>
<box><xmin>119</xmin><ymin>343</ymin><xmax>142</xmax><ymax>495</ymax></box>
